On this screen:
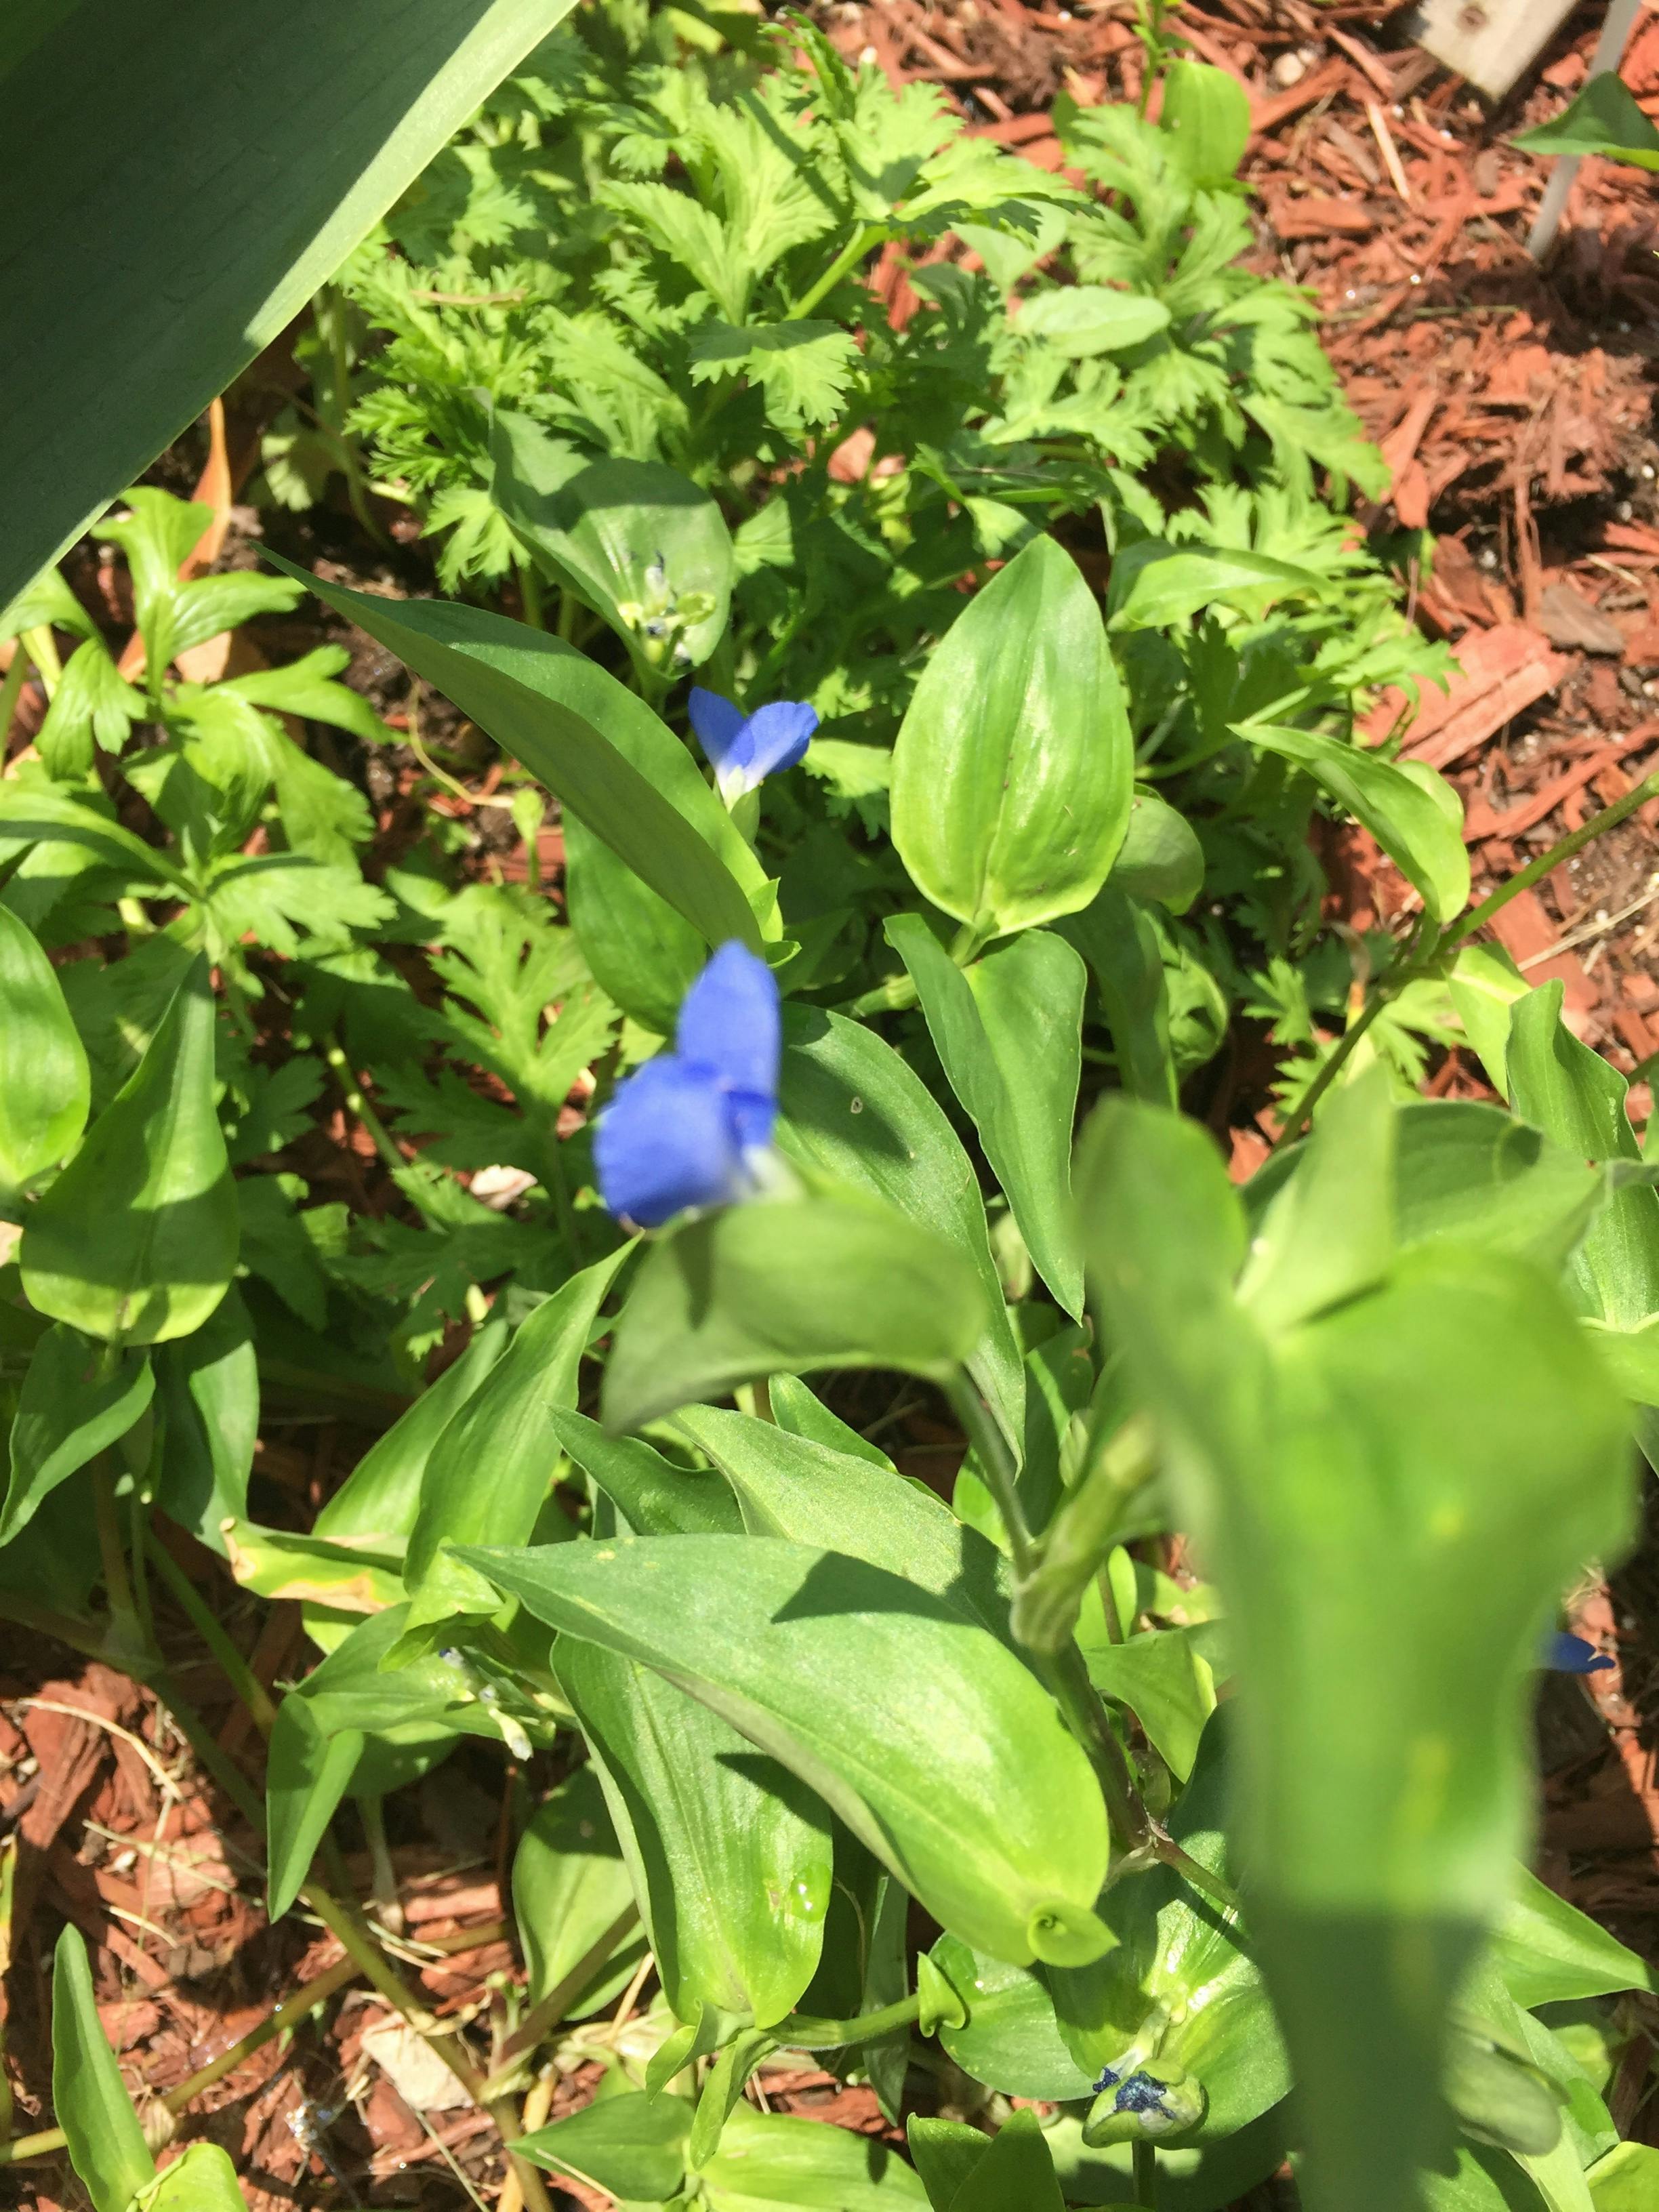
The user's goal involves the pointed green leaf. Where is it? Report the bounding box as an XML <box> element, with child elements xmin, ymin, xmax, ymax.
<box><xmin>2</xmin><ymin>1326</ymin><xmax>151</xmax><ymax>1543</ymax></box>
<box><xmin>265</xmin><ymin>1698</ymin><xmax>365</xmax><ymax>1922</ymax></box>
<box><xmin>557</xmin><ymin>1635</ymin><xmax>831</xmax><ymax>2028</ymax></box>
<box><xmin>1160</xmin><ymin>58</ymin><xmax>1252</xmax><ymax>185</ymax></box>
<box><xmin>886</xmin><ymin>918</ymin><xmax>1085</xmax><ymax>1317</ymax></box>
<box><xmin>1495</xmin><ymin>1868</ymin><xmax>1654</xmax><ymax>2009</ymax></box>
<box><xmin>600</xmin><ymin>1195</ymin><xmax>986</xmax><ymax>1435</ymax></box>
<box><xmin>1061</xmin><ymin>888</ymin><xmax>1178</xmax><ymax>1107</ymax></box>
<box><xmin>891</xmin><ymin>534</ymin><xmax>1132</xmax><ymax>935</ymax></box>
<box><xmin>0</xmin><ymin>903</ymin><xmax>89</xmax><ymax>1198</ymax></box>
<box><xmin>405</xmin><ymin>1245</ymin><xmax>632</xmax><ymax>1620</ymax></box>
<box><xmin>1</xmin><ymin>0</ymin><xmax>577</xmax><ymax>607</ymax></box>
<box><xmin>779</xmin><ymin>1006</ymin><xmax>1024</xmax><ymax>1450</ymax></box>
<box><xmin>51</xmin><ymin>1925</ymin><xmax>155</xmax><ymax>2212</ymax></box>
<box><xmin>1248</xmin><ymin>724</ymin><xmax>1470</xmax><ymax>924</ymax></box>
<box><xmin>266</xmin><ymin>560</ymin><xmax>766</xmax><ymax>954</ymax></box>
<box><xmin>459</xmin><ymin>1535</ymin><xmax>1111</xmax><ymax>1967</ymax></box>
<box><xmin>514</xmin><ymin>2089</ymin><xmax>691</xmax><ymax>2202</ymax></box>
<box><xmin>769</xmin><ymin>1374</ymin><xmax>896</xmax><ymax>1468</ymax></box>
<box><xmin>20</xmin><ymin>957</ymin><xmax>237</xmax><ymax>1345</ymax></box>
<box><xmin>1513</xmin><ymin>73</ymin><xmax>1659</xmax><ymax>171</ymax></box>
<box><xmin>550</xmin><ymin>1406</ymin><xmax>742</xmax><ymax>1537</ymax></box>
<box><xmin>947</xmin><ymin>2107</ymin><xmax>1065</xmax><ymax>2212</ymax></box>
<box><xmin>700</xmin><ymin>2102</ymin><xmax>928</xmax><ymax>2207</ymax></box>
<box><xmin>135</xmin><ymin>2142</ymin><xmax>247</xmax><ymax>2211</ymax></box>
<box><xmin>152</xmin><ymin>1288</ymin><xmax>258</xmax><ymax>1551</ymax></box>
<box><xmin>1587</xmin><ymin>2142</ymin><xmax>1659</xmax><ymax>2207</ymax></box>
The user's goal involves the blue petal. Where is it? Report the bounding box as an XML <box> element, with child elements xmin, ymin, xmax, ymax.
<box><xmin>676</xmin><ymin>941</ymin><xmax>780</xmax><ymax>1106</ymax></box>
<box><xmin>687</xmin><ymin>687</ymin><xmax>748</xmax><ymax>772</ymax></box>
<box><xmin>594</xmin><ymin>1054</ymin><xmax>745</xmax><ymax>1227</ymax></box>
<box><xmin>733</xmin><ymin>699</ymin><xmax>817</xmax><ymax>788</ymax></box>
<box><xmin>1542</xmin><ymin>1631</ymin><xmax>1615</xmax><ymax>1674</ymax></box>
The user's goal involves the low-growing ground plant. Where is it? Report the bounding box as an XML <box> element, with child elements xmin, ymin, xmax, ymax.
<box><xmin>3</xmin><ymin>9</ymin><xmax>1659</xmax><ymax>2212</ymax></box>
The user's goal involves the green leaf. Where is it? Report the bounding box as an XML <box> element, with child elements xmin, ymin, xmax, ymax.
<box><xmin>1247</xmin><ymin>723</ymin><xmax>1470</xmax><ymax>924</ymax></box>
<box><xmin>891</xmin><ymin>533</ymin><xmax>1132</xmax><ymax>936</ymax></box>
<box><xmin>1083</xmin><ymin>1624</ymin><xmax>1221</xmax><ymax>1782</ymax></box>
<box><xmin>943</xmin><ymin>2108</ymin><xmax>1065</xmax><ymax>2212</ymax></box>
<box><xmin>907</xmin><ymin>2117</ymin><xmax>992</xmax><ymax>2212</ymax></box>
<box><xmin>1015</xmin><ymin>287</ymin><xmax>1171</xmax><ymax>357</ymax></box>
<box><xmin>152</xmin><ymin>1288</ymin><xmax>258</xmax><ymax>1551</ymax></box>
<box><xmin>266</xmin><ymin>560</ymin><xmax>768</xmax><ymax>954</ymax></box>
<box><xmin>403</xmin><ymin>1245</ymin><xmax>632</xmax><ymax>1622</ymax></box>
<box><xmin>769</xmin><ymin>1373</ymin><xmax>896</xmax><ymax>1468</ymax></box>
<box><xmin>600</xmin><ymin>1194</ymin><xmax>987</xmax><ymax>1434</ymax></box>
<box><xmin>51</xmin><ymin>1925</ymin><xmax>155</xmax><ymax>2212</ymax></box>
<box><xmin>553</xmin><ymin>1406</ymin><xmax>743</xmax><ymax>1537</ymax></box>
<box><xmin>1108</xmin><ymin>792</ymin><xmax>1204</xmax><ymax>912</ymax></box>
<box><xmin>20</xmin><ymin>956</ymin><xmax>238</xmax><ymax>1345</ymax></box>
<box><xmin>1076</xmin><ymin>1097</ymin><xmax>1633</xmax><ymax>2212</ymax></box>
<box><xmin>1507</xmin><ymin>982</ymin><xmax>1659</xmax><ymax>1330</ymax></box>
<box><xmin>1</xmin><ymin>1326</ymin><xmax>151</xmax><ymax>1544</ymax></box>
<box><xmin>557</xmin><ymin>1635</ymin><xmax>832</xmax><ymax>2027</ymax></box>
<box><xmin>565</xmin><ymin>809</ymin><xmax>705</xmax><ymax>1033</ymax></box>
<box><xmin>135</xmin><ymin>2142</ymin><xmax>248</xmax><ymax>2212</ymax></box>
<box><xmin>491</xmin><ymin>409</ymin><xmax>734</xmax><ymax>674</ymax></box>
<box><xmin>0</xmin><ymin>0</ymin><xmax>576</xmax><ymax>608</ymax></box>
<box><xmin>515</xmin><ymin>2087</ymin><xmax>691</xmax><ymax>2202</ymax></box>
<box><xmin>672</xmin><ymin>1403</ymin><xmax>1012</xmax><ymax>1643</ymax></box>
<box><xmin>777</xmin><ymin>1006</ymin><xmax>1024</xmax><ymax>1450</ymax></box>
<box><xmin>37</xmin><ymin>635</ymin><xmax>146</xmax><ymax>777</ymax></box>
<box><xmin>266</xmin><ymin>1699</ymin><xmax>365</xmax><ymax>1923</ymax></box>
<box><xmin>1107</xmin><ymin>544</ymin><xmax>1323</xmax><ymax>631</ymax></box>
<box><xmin>928</xmin><ymin>1937</ymin><xmax>1096</xmax><ymax>2101</ymax></box>
<box><xmin>1448</xmin><ymin>942</ymin><xmax>1530</xmax><ymax>1099</ymax></box>
<box><xmin>313</xmin><ymin>1318</ymin><xmax>508</xmax><ymax>1551</ymax></box>
<box><xmin>886</xmin><ymin>918</ymin><xmax>1085</xmax><ymax>1317</ymax></box>
<box><xmin>1495</xmin><ymin>1868</ymin><xmax>1655</xmax><ymax>2009</ymax></box>
<box><xmin>1237</xmin><ymin>1064</ymin><xmax>1397</xmax><ymax>1334</ymax></box>
<box><xmin>1062</xmin><ymin>888</ymin><xmax>1178</xmax><ymax>1107</ymax></box>
<box><xmin>1513</xmin><ymin>73</ymin><xmax>1659</xmax><ymax>171</ymax></box>
<box><xmin>511</xmin><ymin>1765</ymin><xmax>640</xmax><ymax>2016</ymax></box>
<box><xmin>1160</xmin><ymin>60</ymin><xmax>1252</xmax><ymax>186</ymax></box>
<box><xmin>457</xmin><ymin>1535</ymin><xmax>1111</xmax><ymax>1968</ymax></box>
<box><xmin>700</xmin><ymin>2102</ymin><xmax>928</xmax><ymax>2208</ymax></box>
<box><xmin>1587</xmin><ymin>2142</ymin><xmax>1659</xmax><ymax>2207</ymax></box>
<box><xmin>687</xmin><ymin>320</ymin><xmax>863</xmax><ymax>432</ymax></box>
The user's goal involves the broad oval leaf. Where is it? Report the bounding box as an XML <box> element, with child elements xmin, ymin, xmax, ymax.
<box><xmin>565</xmin><ymin>811</ymin><xmax>705</xmax><ymax>1033</ymax></box>
<box><xmin>890</xmin><ymin>533</ymin><xmax>1132</xmax><ymax>936</ymax></box>
<box><xmin>701</xmin><ymin>2104</ymin><xmax>928</xmax><ymax>2208</ymax></box>
<box><xmin>20</xmin><ymin>956</ymin><xmax>237</xmax><ymax>1345</ymax></box>
<box><xmin>558</xmin><ymin>1635</ymin><xmax>832</xmax><ymax>2028</ymax></box>
<box><xmin>1107</xmin><ymin>790</ymin><xmax>1204</xmax><ymax>912</ymax></box>
<box><xmin>516</xmin><ymin>2089</ymin><xmax>691</xmax><ymax>2203</ymax></box>
<box><xmin>0</xmin><ymin>902</ymin><xmax>89</xmax><ymax>1198</ymax></box>
<box><xmin>491</xmin><ymin>408</ymin><xmax>734</xmax><ymax>673</ymax></box>
<box><xmin>929</xmin><ymin>1936</ymin><xmax>1097</xmax><ymax>2101</ymax></box>
<box><xmin>886</xmin><ymin>916</ymin><xmax>1085</xmax><ymax>1317</ymax></box>
<box><xmin>1160</xmin><ymin>59</ymin><xmax>1252</xmax><ymax>186</ymax></box>
<box><xmin>457</xmin><ymin>1535</ymin><xmax>1112</xmax><ymax>1968</ymax></box>
<box><xmin>778</xmin><ymin>1006</ymin><xmax>1024</xmax><ymax>1450</ymax></box>
<box><xmin>601</xmin><ymin>1195</ymin><xmax>987</xmax><ymax>1435</ymax></box>
<box><xmin>267</xmin><ymin>559</ymin><xmax>768</xmax><ymax>954</ymax></box>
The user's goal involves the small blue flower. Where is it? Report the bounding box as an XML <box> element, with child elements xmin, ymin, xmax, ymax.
<box><xmin>594</xmin><ymin>943</ymin><xmax>781</xmax><ymax>1228</ymax></box>
<box><xmin>1542</xmin><ymin>1631</ymin><xmax>1615</xmax><ymax>1675</ymax></box>
<box><xmin>688</xmin><ymin>686</ymin><xmax>817</xmax><ymax>806</ymax></box>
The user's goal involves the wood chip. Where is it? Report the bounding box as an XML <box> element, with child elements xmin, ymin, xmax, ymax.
<box><xmin>1361</xmin><ymin>623</ymin><xmax>1569</xmax><ymax>769</ymax></box>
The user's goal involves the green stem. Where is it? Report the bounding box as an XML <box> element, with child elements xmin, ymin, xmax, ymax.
<box><xmin>91</xmin><ymin>1467</ymin><xmax>142</xmax><ymax>1658</ymax></box>
<box><xmin>1270</xmin><ymin>987</ymin><xmax>1388</xmax><ymax>1152</ymax></box>
<box><xmin>325</xmin><ymin>1036</ymin><xmax>407</xmax><ymax>1177</ymax></box>
<box><xmin>516</xmin><ymin>554</ymin><xmax>546</xmax><ymax>632</ymax></box>
<box><xmin>540</xmin><ymin>1130</ymin><xmax>584</xmax><ymax>1269</ymax></box>
<box><xmin>1134</xmin><ymin>2137</ymin><xmax>1158</xmax><ymax>2207</ymax></box>
<box><xmin>141</xmin><ymin>1523</ymin><xmax>278</xmax><ymax>1735</ymax></box>
<box><xmin>943</xmin><ymin>1370</ymin><xmax>1034</xmax><ymax>1578</ymax></box>
<box><xmin>1446</xmin><ymin>766</ymin><xmax>1659</xmax><ymax>949</ymax></box>
<box><xmin>772</xmin><ymin>1992</ymin><xmax>923</xmax><ymax>2052</ymax></box>
<box><xmin>0</xmin><ymin>644</ymin><xmax>30</xmax><ymax>744</ymax></box>
<box><xmin>20</xmin><ymin>626</ymin><xmax>60</xmax><ymax>700</ymax></box>
<box><xmin>480</xmin><ymin>1904</ymin><xmax>641</xmax><ymax>2092</ymax></box>
<box><xmin>790</xmin><ymin>222</ymin><xmax>885</xmax><ymax>319</ymax></box>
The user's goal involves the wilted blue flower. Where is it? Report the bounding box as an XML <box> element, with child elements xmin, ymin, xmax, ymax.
<box><xmin>688</xmin><ymin>686</ymin><xmax>817</xmax><ymax>806</ymax></box>
<box><xmin>594</xmin><ymin>943</ymin><xmax>780</xmax><ymax>1228</ymax></box>
<box><xmin>1543</xmin><ymin>1631</ymin><xmax>1614</xmax><ymax>1675</ymax></box>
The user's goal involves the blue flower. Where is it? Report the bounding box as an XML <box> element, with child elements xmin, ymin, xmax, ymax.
<box><xmin>594</xmin><ymin>942</ymin><xmax>781</xmax><ymax>1228</ymax></box>
<box><xmin>1542</xmin><ymin>1631</ymin><xmax>1614</xmax><ymax>1675</ymax></box>
<box><xmin>688</xmin><ymin>686</ymin><xmax>817</xmax><ymax>806</ymax></box>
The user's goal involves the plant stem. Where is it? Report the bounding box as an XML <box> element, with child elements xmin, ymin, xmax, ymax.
<box><xmin>92</xmin><ymin>1467</ymin><xmax>142</xmax><ymax>1658</ymax></box>
<box><xmin>20</xmin><ymin>626</ymin><xmax>61</xmax><ymax>700</ymax></box>
<box><xmin>1269</xmin><ymin>987</ymin><xmax>1388</xmax><ymax>1151</ymax></box>
<box><xmin>790</xmin><ymin>223</ymin><xmax>884</xmax><ymax>320</ymax></box>
<box><xmin>1446</xmin><ymin>766</ymin><xmax>1659</xmax><ymax>949</ymax></box>
<box><xmin>772</xmin><ymin>1992</ymin><xmax>923</xmax><ymax>2051</ymax></box>
<box><xmin>943</xmin><ymin>1370</ymin><xmax>1034</xmax><ymax>1578</ymax></box>
<box><xmin>516</xmin><ymin>554</ymin><xmax>546</xmax><ymax>631</ymax></box>
<box><xmin>325</xmin><ymin>1036</ymin><xmax>407</xmax><ymax>1177</ymax></box>
<box><xmin>0</xmin><ymin>644</ymin><xmax>30</xmax><ymax>746</ymax></box>
<box><xmin>141</xmin><ymin>1523</ymin><xmax>278</xmax><ymax>1734</ymax></box>
<box><xmin>1134</xmin><ymin>2137</ymin><xmax>1159</xmax><ymax>2207</ymax></box>
<box><xmin>482</xmin><ymin>1904</ymin><xmax>640</xmax><ymax>2092</ymax></box>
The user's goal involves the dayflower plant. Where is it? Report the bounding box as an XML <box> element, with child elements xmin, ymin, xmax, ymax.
<box><xmin>594</xmin><ymin>941</ymin><xmax>781</xmax><ymax>1227</ymax></box>
<box><xmin>689</xmin><ymin>685</ymin><xmax>818</xmax><ymax>806</ymax></box>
